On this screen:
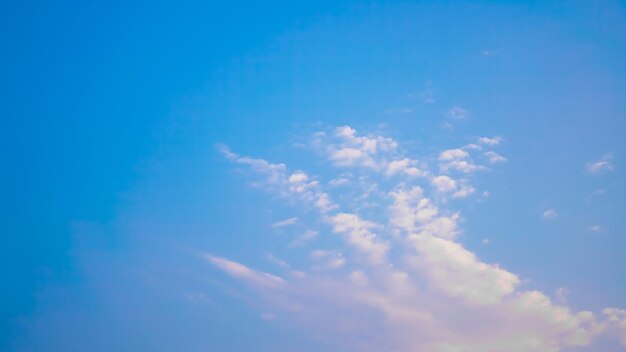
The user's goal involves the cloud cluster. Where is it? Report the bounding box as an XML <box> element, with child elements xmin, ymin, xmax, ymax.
<box><xmin>214</xmin><ymin>127</ymin><xmax>625</xmax><ymax>351</ymax></box>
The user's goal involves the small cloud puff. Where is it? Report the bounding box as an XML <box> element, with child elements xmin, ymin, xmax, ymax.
<box><xmin>478</xmin><ymin>136</ymin><xmax>502</xmax><ymax>146</ymax></box>
<box><xmin>542</xmin><ymin>209</ymin><xmax>558</xmax><ymax>219</ymax></box>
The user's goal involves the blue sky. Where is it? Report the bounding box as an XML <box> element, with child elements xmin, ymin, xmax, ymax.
<box><xmin>2</xmin><ymin>1</ymin><xmax>626</xmax><ymax>351</ymax></box>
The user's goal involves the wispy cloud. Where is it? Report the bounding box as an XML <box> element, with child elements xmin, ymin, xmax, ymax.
<box><xmin>589</xmin><ymin>225</ymin><xmax>604</xmax><ymax>233</ymax></box>
<box><xmin>408</xmin><ymin>82</ymin><xmax>436</xmax><ymax>103</ymax></box>
<box><xmin>272</xmin><ymin>217</ymin><xmax>299</xmax><ymax>228</ymax></box>
<box><xmin>586</xmin><ymin>154</ymin><xmax>614</xmax><ymax>174</ymax></box>
<box><xmin>484</xmin><ymin>151</ymin><xmax>507</xmax><ymax>164</ymax></box>
<box><xmin>447</xmin><ymin>107</ymin><xmax>468</xmax><ymax>120</ymax></box>
<box><xmin>288</xmin><ymin>230</ymin><xmax>319</xmax><ymax>248</ymax></box>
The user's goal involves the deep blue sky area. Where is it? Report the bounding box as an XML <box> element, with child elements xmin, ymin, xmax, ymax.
<box><xmin>1</xmin><ymin>1</ymin><xmax>625</xmax><ymax>351</ymax></box>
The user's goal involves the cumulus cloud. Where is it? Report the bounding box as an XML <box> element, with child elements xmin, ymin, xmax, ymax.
<box><xmin>432</xmin><ymin>175</ymin><xmax>457</xmax><ymax>193</ymax></box>
<box><xmin>586</xmin><ymin>154</ymin><xmax>614</xmax><ymax>174</ymax></box>
<box><xmin>214</xmin><ymin>126</ymin><xmax>625</xmax><ymax>351</ymax></box>
<box><xmin>386</xmin><ymin>158</ymin><xmax>427</xmax><ymax>177</ymax></box>
<box><xmin>438</xmin><ymin>147</ymin><xmax>485</xmax><ymax>174</ymax></box>
<box><xmin>326</xmin><ymin>126</ymin><xmax>398</xmax><ymax>169</ymax></box>
<box><xmin>439</xmin><ymin>149</ymin><xmax>469</xmax><ymax>161</ymax></box>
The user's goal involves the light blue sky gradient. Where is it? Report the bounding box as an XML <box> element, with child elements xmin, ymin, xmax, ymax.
<box><xmin>2</xmin><ymin>1</ymin><xmax>626</xmax><ymax>351</ymax></box>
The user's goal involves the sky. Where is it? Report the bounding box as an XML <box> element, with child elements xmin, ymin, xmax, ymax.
<box><xmin>2</xmin><ymin>1</ymin><xmax>626</xmax><ymax>351</ymax></box>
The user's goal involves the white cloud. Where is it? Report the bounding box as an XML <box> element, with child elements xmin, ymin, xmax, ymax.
<box><xmin>464</xmin><ymin>143</ymin><xmax>482</xmax><ymax>151</ymax></box>
<box><xmin>484</xmin><ymin>151</ymin><xmax>507</xmax><ymax>164</ymax></box>
<box><xmin>288</xmin><ymin>172</ymin><xmax>308</xmax><ymax>183</ymax></box>
<box><xmin>438</xmin><ymin>147</ymin><xmax>485</xmax><ymax>174</ymax></box>
<box><xmin>447</xmin><ymin>107</ymin><xmax>468</xmax><ymax>120</ymax></box>
<box><xmin>216</xmin><ymin>127</ymin><xmax>624</xmax><ymax>351</ymax></box>
<box><xmin>586</xmin><ymin>154</ymin><xmax>614</xmax><ymax>174</ymax></box>
<box><xmin>325</xmin><ymin>126</ymin><xmax>398</xmax><ymax>170</ymax></box>
<box><xmin>432</xmin><ymin>175</ymin><xmax>457</xmax><ymax>193</ymax></box>
<box><xmin>478</xmin><ymin>136</ymin><xmax>502</xmax><ymax>146</ymax></box>
<box><xmin>589</xmin><ymin>225</ymin><xmax>604</xmax><ymax>233</ymax></box>
<box><xmin>328</xmin><ymin>212</ymin><xmax>389</xmax><ymax>265</ymax></box>
<box><xmin>452</xmin><ymin>183</ymin><xmax>476</xmax><ymax>199</ymax></box>
<box><xmin>207</xmin><ymin>255</ymin><xmax>284</xmax><ymax>288</ymax></box>
<box><xmin>329</xmin><ymin>177</ymin><xmax>351</xmax><ymax>187</ymax></box>
<box><xmin>406</xmin><ymin>233</ymin><xmax>520</xmax><ymax>305</ymax></box>
<box><xmin>439</xmin><ymin>148</ymin><xmax>469</xmax><ymax>161</ymax></box>
<box><xmin>219</xmin><ymin>146</ymin><xmax>337</xmax><ymax>214</ymax></box>
<box><xmin>442</xmin><ymin>160</ymin><xmax>484</xmax><ymax>173</ymax></box>
<box><xmin>272</xmin><ymin>217</ymin><xmax>299</xmax><ymax>228</ymax></box>
<box><xmin>386</xmin><ymin>158</ymin><xmax>427</xmax><ymax>177</ymax></box>
<box><xmin>388</xmin><ymin>187</ymin><xmax>460</xmax><ymax>240</ymax></box>
<box><xmin>542</xmin><ymin>209</ymin><xmax>558</xmax><ymax>219</ymax></box>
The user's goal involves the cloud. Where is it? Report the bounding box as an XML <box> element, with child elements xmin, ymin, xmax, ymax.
<box><xmin>464</xmin><ymin>143</ymin><xmax>482</xmax><ymax>151</ymax></box>
<box><xmin>439</xmin><ymin>149</ymin><xmax>469</xmax><ymax>161</ymax></box>
<box><xmin>272</xmin><ymin>217</ymin><xmax>299</xmax><ymax>228</ymax></box>
<box><xmin>328</xmin><ymin>212</ymin><xmax>389</xmax><ymax>265</ymax></box>
<box><xmin>484</xmin><ymin>151</ymin><xmax>507</xmax><ymax>164</ymax></box>
<box><xmin>542</xmin><ymin>209</ymin><xmax>558</xmax><ymax>219</ymax></box>
<box><xmin>478</xmin><ymin>136</ymin><xmax>502</xmax><ymax>146</ymax></box>
<box><xmin>432</xmin><ymin>175</ymin><xmax>457</xmax><ymax>193</ymax></box>
<box><xmin>325</xmin><ymin>126</ymin><xmax>398</xmax><ymax>169</ymax></box>
<box><xmin>586</xmin><ymin>154</ymin><xmax>614</xmax><ymax>174</ymax></box>
<box><xmin>438</xmin><ymin>147</ymin><xmax>486</xmax><ymax>174</ymax></box>
<box><xmin>207</xmin><ymin>255</ymin><xmax>285</xmax><ymax>288</ymax></box>
<box><xmin>219</xmin><ymin>145</ymin><xmax>337</xmax><ymax>214</ymax></box>
<box><xmin>329</xmin><ymin>177</ymin><xmax>351</xmax><ymax>187</ymax></box>
<box><xmin>386</xmin><ymin>158</ymin><xmax>427</xmax><ymax>177</ymax></box>
<box><xmin>452</xmin><ymin>183</ymin><xmax>476</xmax><ymax>199</ymax></box>
<box><xmin>215</xmin><ymin>126</ymin><xmax>624</xmax><ymax>351</ymax></box>
<box><xmin>447</xmin><ymin>107</ymin><xmax>468</xmax><ymax>120</ymax></box>
<box><xmin>589</xmin><ymin>225</ymin><xmax>604</xmax><ymax>233</ymax></box>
